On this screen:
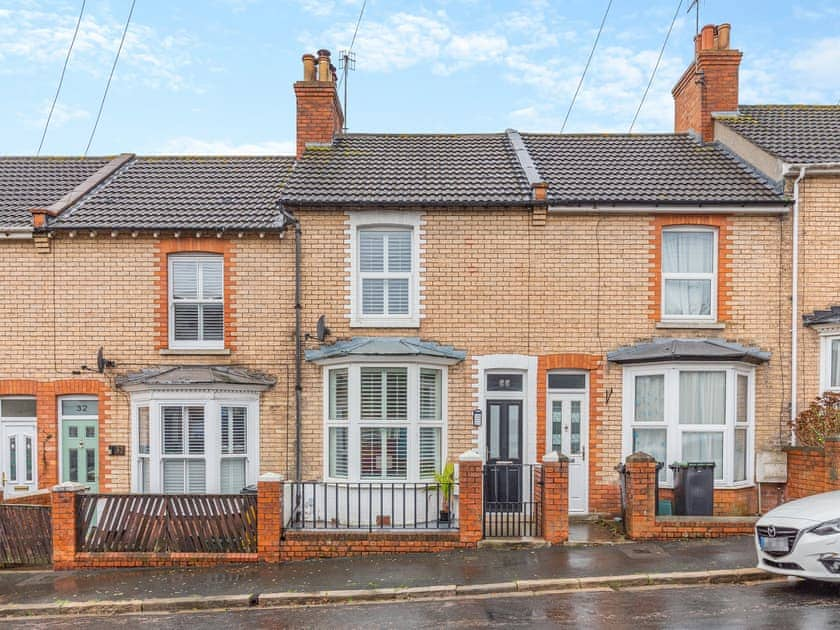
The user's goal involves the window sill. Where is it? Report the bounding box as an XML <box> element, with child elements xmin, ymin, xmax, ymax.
<box><xmin>350</xmin><ymin>317</ymin><xmax>420</xmax><ymax>329</ymax></box>
<box><xmin>655</xmin><ymin>321</ymin><xmax>725</xmax><ymax>330</ymax></box>
<box><xmin>160</xmin><ymin>348</ymin><xmax>231</xmax><ymax>356</ymax></box>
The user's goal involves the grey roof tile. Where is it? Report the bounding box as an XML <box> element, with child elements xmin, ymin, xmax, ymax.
<box><xmin>803</xmin><ymin>306</ymin><xmax>840</xmax><ymax>326</ymax></box>
<box><xmin>717</xmin><ymin>105</ymin><xmax>840</xmax><ymax>164</ymax></box>
<box><xmin>117</xmin><ymin>365</ymin><xmax>276</xmax><ymax>387</ymax></box>
<box><xmin>607</xmin><ymin>337</ymin><xmax>770</xmax><ymax>364</ymax></box>
<box><xmin>305</xmin><ymin>337</ymin><xmax>467</xmax><ymax>363</ymax></box>
<box><xmin>52</xmin><ymin>155</ymin><xmax>295</xmax><ymax>230</ymax></box>
<box><xmin>282</xmin><ymin>133</ymin><xmax>532</xmax><ymax>207</ymax></box>
<box><xmin>0</xmin><ymin>156</ymin><xmax>112</xmax><ymax>229</ymax></box>
<box><xmin>521</xmin><ymin>133</ymin><xmax>783</xmax><ymax>205</ymax></box>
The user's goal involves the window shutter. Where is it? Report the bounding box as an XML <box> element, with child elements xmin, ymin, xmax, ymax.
<box><xmin>385</xmin><ymin>428</ymin><xmax>407</xmax><ymax>478</ymax></box>
<box><xmin>202</xmin><ymin>304</ymin><xmax>224</xmax><ymax>341</ymax></box>
<box><xmin>359</xmin><ymin>231</ymin><xmax>385</xmax><ymax>272</ymax></box>
<box><xmin>201</xmin><ymin>260</ymin><xmax>223</xmax><ymax>299</ymax></box>
<box><xmin>329</xmin><ymin>369</ymin><xmax>349</xmax><ymax>421</ymax></box>
<box><xmin>385</xmin><ymin>369</ymin><xmax>407</xmax><ymax>420</ymax></box>
<box><xmin>220</xmin><ymin>459</ymin><xmax>245</xmax><ymax>494</ymax></box>
<box><xmin>360</xmin><ymin>369</ymin><xmax>383</xmax><ymax>420</ymax></box>
<box><xmin>172</xmin><ymin>260</ymin><xmax>198</xmax><ymax>299</ymax></box>
<box><xmin>163</xmin><ymin>460</ymin><xmax>185</xmax><ymax>493</ymax></box>
<box><xmin>162</xmin><ymin>407</ymin><xmax>184</xmax><ymax>454</ymax></box>
<box><xmin>221</xmin><ymin>407</ymin><xmax>247</xmax><ymax>454</ymax></box>
<box><xmin>187</xmin><ymin>407</ymin><xmax>205</xmax><ymax>454</ymax></box>
<box><xmin>387</xmin><ymin>231</ymin><xmax>411</xmax><ymax>272</ymax></box>
<box><xmin>419</xmin><ymin>427</ymin><xmax>440</xmax><ymax>479</ymax></box>
<box><xmin>173</xmin><ymin>304</ymin><xmax>200</xmax><ymax>341</ymax></box>
<box><xmin>329</xmin><ymin>427</ymin><xmax>348</xmax><ymax>478</ymax></box>
<box><xmin>360</xmin><ymin>427</ymin><xmax>382</xmax><ymax>478</ymax></box>
<box><xmin>419</xmin><ymin>369</ymin><xmax>441</xmax><ymax>420</ymax></box>
<box><xmin>386</xmin><ymin>279</ymin><xmax>409</xmax><ymax>315</ymax></box>
<box><xmin>361</xmin><ymin>278</ymin><xmax>385</xmax><ymax>315</ymax></box>
<box><xmin>187</xmin><ymin>460</ymin><xmax>206</xmax><ymax>493</ymax></box>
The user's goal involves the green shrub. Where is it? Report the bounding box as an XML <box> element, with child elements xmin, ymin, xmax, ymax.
<box><xmin>794</xmin><ymin>392</ymin><xmax>840</xmax><ymax>447</ymax></box>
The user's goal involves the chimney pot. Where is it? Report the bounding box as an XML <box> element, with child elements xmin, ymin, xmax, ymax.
<box><xmin>717</xmin><ymin>23</ymin><xmax>731</xmax><ymax>49</ymax></box>
<box><xmin>317</xmin><ymin>50</ymin><xmax>331</xmax><ymax>83</ymax></box>
<box><xmin>700</xmin><ymin>24</ymin><xmax>715</xmax><ymax>50</ymax></box>
<box><xmin>302</xmin><ymin>54</ymin><xmax>316</xmax><ymax>81</ymax></box>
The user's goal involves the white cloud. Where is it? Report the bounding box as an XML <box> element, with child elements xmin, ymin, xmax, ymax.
<box><xmin>159</xmin><ymin>137</ymin><xmax>296</xmax><ymax>155</ymax></box>
<box><xmin>19</xmin><ymin>101</ymin><xmax>90</xmax><ymax>129</ymax></box>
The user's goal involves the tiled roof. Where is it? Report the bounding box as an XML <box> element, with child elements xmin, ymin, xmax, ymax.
<box><xmin>716</xmin><ymin>105</ymin><xmax>840</xmax><ymax>164</ymax></box>
<box><xmin>52</xmin><ymin>156</ymin><xmax>295</xmax><ymax>230</ymax></box>
<box><xmin>607</xmin><ymin>338</ymin><xmax>770</xmax><ymax>364</ymax></box>
<box><xmin>521</xmin><ymin>133</ymin><xmax>783</xmax><ymax>205</ymax></box>
<box><xmin>305</xmin><ymin>337</ymin><xmax>467</xmax><ymax>363</ymax></box>
<box><xmin>803</xmin><ymin>306</ymin><xmax>840</xmax><ymax>327</ymax></box>
<box><xmin>0</xmin><ymin>157</ymin><xmax>112</xmax><ymax>229</ymax></box>
<box><xmin>281</xmin><ymin>132</ymin><xmax>784</xmax><ymax>207</ymax></box>
<box><xmin>281</xmin><ymin>133</ymin><xmax>533</xmax><ymax>207</ymax></box>
<box><xmin>117</xmin><ymin>365</ymin><xmax>276</xmax><ymax>388</ymax></box>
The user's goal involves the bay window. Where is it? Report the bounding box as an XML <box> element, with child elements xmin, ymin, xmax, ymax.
<box><xmin>661</xmin><ymin>227</ymin><xmax>717</xmax><ymax>320</ymax></box>
<box><xmin>819</xmin><ymin>334</ymin><xmax>840</xmax><ymax>393</ymax></box>
<box><xmin>325</xmin><ymin>364</ymin><xmax>445</xmax><ymax>481</ymax></box>
<box><xmin>624</xmin><ymin>363</ymin><xmax>753</xmax><ymax>486</ymax></box>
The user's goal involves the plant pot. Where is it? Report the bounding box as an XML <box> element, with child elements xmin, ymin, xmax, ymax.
<box><xmin>439</xmin><ymin>510</ymin><xmax>450</xmax><ymax>522</ymax></box>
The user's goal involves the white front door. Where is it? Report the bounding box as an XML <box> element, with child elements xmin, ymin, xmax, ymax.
<box><xmin>1</xmin><ymin>421</ymin><xmax>37</xmax><ymax>497</ymax></box>
<box><xmin>548</xmin><ymin>394</ymin><xmax>589</xmax><ymax>513</ymax></box>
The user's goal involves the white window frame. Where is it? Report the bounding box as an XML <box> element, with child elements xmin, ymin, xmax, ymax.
<box><xmin>322</xmin><ymin>362</ymin><xmax>447</xmax><ymax>482</ymax></box>
<box><xmin>168</xmin><ymin>253</ymin><xmax>225</xmax><ymax>350</ymax></box>
<box><xmin>348</xmin><ymin>211</ymin><xmax>422</xmax><ymax>328</ymax></box>
<box><xmin>621</xmin><ymin>362</ymin><xmax>755</xmax><ymax>488</ymax></box>
<box><xmin>129</xmin><ymin>390</ymin><xmax>259</xmax><ymax>494</ymax></box>
<box><xmin>660</xmin><ymin>226</ymin><xmax>718</xmax><ymax>322</ymax></box>
<box><xmin>819</xmin><ymin>330</ymin><xmax>840</xmax><ymax>393</ymax></box>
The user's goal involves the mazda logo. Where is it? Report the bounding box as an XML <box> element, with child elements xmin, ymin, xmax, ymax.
<box><xmin>768</xmin><ymin>526</ymin><xmax>776</xmax><ymax>538</ymax></box>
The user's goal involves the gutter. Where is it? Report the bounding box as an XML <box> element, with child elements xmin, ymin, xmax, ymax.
<box><xmin>785</xmin><ymin>162</ymin><xmax>840</xmax><ymax>446</ymax></box>
<box><xmin>548</xmin><ymin>203</ymin><xmax>788</xmax><ymax>215</ymax></box>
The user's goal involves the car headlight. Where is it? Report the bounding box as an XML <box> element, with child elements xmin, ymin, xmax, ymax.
<box><xmin>811</xmin><ymin>518</ymin><xmax>840</xmax><ymax>536</ymax></box>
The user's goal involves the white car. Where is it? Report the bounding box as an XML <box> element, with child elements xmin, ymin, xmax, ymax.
<box><xmin>756</xmin><ymin>490</ymin><xmax>840</xmax><ymax>582</ymax></box>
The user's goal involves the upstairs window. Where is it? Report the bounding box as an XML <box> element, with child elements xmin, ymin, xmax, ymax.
<box><xmin>359</xmin><ymin>229</ymin><xmax>412</xmax><ymax>317</ymax></box>
<box><xmin>661</xmin><ymin>228</ymin><xmax>717</xmax><ymax>321</ymax></box>
<box><xmin>169</xmin><ymin>255</ymin><xmax>224</xmax><ymax>349</ymax></box>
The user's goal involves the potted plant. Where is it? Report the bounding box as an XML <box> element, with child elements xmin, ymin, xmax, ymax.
<box><xmin>435</xmin><ymin>462</ymin><xmax>456</xmax><ymax>522</ymax></box>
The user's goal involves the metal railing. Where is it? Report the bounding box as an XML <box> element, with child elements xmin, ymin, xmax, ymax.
<box><xmin>483</xmin><ymin>463</ymin><xmax>542</xmax><ymax>538</ymax></box>
<box><xmin>284</xmin><ymin>481</ymin><xmax>458</xmax><ymax>531</ymax></box>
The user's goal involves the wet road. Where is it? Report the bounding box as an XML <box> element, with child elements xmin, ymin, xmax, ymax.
<box><xmin>7</xmin><ymin>579</ymin><xmax>840</xmax><ymax>629</ymax></box>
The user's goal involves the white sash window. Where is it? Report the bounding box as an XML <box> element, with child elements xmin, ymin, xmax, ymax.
<box><xmin>169</xmin><ymin>255</ymin><xmax>224</xmax><ymax>349</ymax></box>
<box><xmin>661</xmin><ymin>228</ymin><xmax>717</xmax><ymax>321</ymax></box>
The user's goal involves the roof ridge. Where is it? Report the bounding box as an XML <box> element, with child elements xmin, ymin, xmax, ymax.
<box><xmin>505</xmin><ymin>128</ymin><xmax>543</xmax><ymax>188</ymax></box>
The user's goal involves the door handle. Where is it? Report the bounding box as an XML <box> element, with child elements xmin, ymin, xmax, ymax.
<box><xmin>495</xmin><ymin>460</ymin><xmax>514</xmax><ymax>466</ymax></box>
<box><xmin>582</xmin><ymin>446</ymin><xmax>585</xmax><ymax>460</ymax></box>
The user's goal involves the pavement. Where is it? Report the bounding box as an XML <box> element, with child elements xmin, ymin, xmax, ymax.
<box><xmin>0</xmin><ymin>535</ymin><xmax>767</xmax><ymax>618</ymax></box>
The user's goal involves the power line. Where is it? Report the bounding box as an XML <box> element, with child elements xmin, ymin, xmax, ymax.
<box><xmin>84</xmin><ymin>0</ymin><xmax>135</xmax><ymax>156</ymax></box>
<box><xmin>337</xmin><ymin>0</ymin><xmax>366</xmax><ymax>90</ymax></box>
<box><xmin>629</xmin><ymin>0</ymin><xmax>682</xmax><ymax>133</ymax></box>
<box><xmin>38</xmin><ymin>0</ymin><xmax>86</xmax><ymax>156</ymax></box>
<box><xmin>561</xmin><ymin>0</ymin><xmax>613</xmax><ymax>133</ymax></box>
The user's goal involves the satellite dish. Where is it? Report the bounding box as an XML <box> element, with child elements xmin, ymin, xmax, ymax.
<box><xmin>96</xmin><ymin>347</ymin><xmax>115</xmax><ymax>373</ymax></box>
<box><xmin>316</xmin><ymin>315</ymin><xmax>331</xmax><ymax>342</ymax></box>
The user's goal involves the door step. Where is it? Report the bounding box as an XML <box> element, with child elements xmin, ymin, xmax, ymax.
<box><xmin>478</xmin><ymin>537</ymin><xmax>549</xmax><ymax>550</ymax></box>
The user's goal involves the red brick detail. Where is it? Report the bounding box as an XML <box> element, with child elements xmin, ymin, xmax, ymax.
<box><xmin>294</xmin><ymin>82</ymin><xmax>344</xmax><ymax>159</ymax></box>
<box><xmin>458</xmin><ymin>458</ymin><xmax>483</xmax><ymax>544</ymax></box>
<box><xmin>68</xmin><ymin>552</ymin><xmax>258</xmax><ymax>569</ymax></box>
<box><xmin>257</xmin><ymin>478</ymin><xmax>283</xmax><ymax>562</ymax></box>
<box><xmin>541</xmin><ymin>458</ymin><xmax>569</xmax><ymax>544</ymax></box>
<box><xmin>786</xmin><ymin>439</ymin><xmax>840</xmax><ymax>501</ymax></box>
<box><xmin>153</xmin><ymin>238</ymin><xmax>236</xmax><ymax>352</ymax></box>
<box><xmin>623</xmin><ymin>454</ymin><xmax>756</xmax><ymax>540</ymax></box>
<box><xmin>658</xmin><ymin>486</ymin><xmax>758</xmax><ymax>516</ymax></box>
<box><xmin>672</xmin><ymin>27</ymin><xmax>742</xmax><ymax>142</ymax></box>
<box><xmin>51</xmin><ymin>485</ymin><xmax>83</xmax><ymax>570</ymax></box>
<box><xmin>648</xmin><ymin>215</ymin><xmax>733</xmax><ymax>323</ymax></box>
<box><xmin>1</xmin><ymin>489</ymin><xmax>51</xmax><ymax>506</ymax></box>
<box><xmin>280</xmin><ymin>530</ymin><xmax>464</xmax><ymax>562</ymax></box>
<box><xmin>536</xmin><ymin>354</ymin><xmax>613</xmax><ymax>512</ymax></box>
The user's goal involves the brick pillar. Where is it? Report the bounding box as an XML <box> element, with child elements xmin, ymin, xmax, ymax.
<box><xmin>541</xmin><ymin>452</ymin><xmax>569</xmax><ymax>544</ymax></box>
<box><xmin>458</xmin><ymin>450</ymin><xmax>483</xmax><ymax>545</ymax></box>
<box><xmin>825</xmin><ymin>436</ymin><xmax>840</xmax><ymax>491</ymax></box>
<box><xmin>51</xmin><ymin>482</ymin><xmax>86</xmax><ymax>570</ymax></box>
<box><xmin>257</xmin><ymin>472</ymin><xmax>284</xmax><ymax>563</ymax></box>
<box><xmin>623</xmin><ymin>452</ymin><xmax>658</xmax><ymax>541</ymax></box>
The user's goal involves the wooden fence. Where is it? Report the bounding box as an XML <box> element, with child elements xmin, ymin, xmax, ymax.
<box><xmin>76</xmin><ymin>494</ymin><xmax>258</xmax><ymax>553</ymax></box>
<box><xmin>0</xmin><ymin>505</ymin><xmax>52</xmax><ymax>566</ymax></box>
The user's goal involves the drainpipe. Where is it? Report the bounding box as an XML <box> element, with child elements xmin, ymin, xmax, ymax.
<box><xmin>277</xmin><ymin>203</ymin><xmax>303</xmax><ymax>482</ymax></box>
<box><xmin>790</xmin><ymin>166</ymin><xmax>806</xmax><ymax>446</ymax></box>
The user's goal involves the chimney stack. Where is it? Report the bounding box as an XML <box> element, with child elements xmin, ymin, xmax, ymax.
<box><xmin>294</xmin><ymin>49</ymin><xmax>344</xmax><ymax>159</ymax></box>
<box><xmin>672</xmin><ymin>23</ymin><xmax>741</xmax><ymax>143</ymax></box>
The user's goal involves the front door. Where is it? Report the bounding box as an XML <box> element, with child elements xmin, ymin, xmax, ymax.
<box><xmin>61</xmin><ymin>418</ymin><xmax>99</xmax><ymax>493</ymax></box>
<box><xmin>1</xmin><ymin>422</ymin><xmax>36</xmax><ymax>497</ymax></box>
<box><xmin>485</xmin><ymin>399</ymin><xmax>523</xmax><ymax>507</ymax></box>
<box><xmin>548</xmin><ymin>394</ymin><xmax>589</xmax><ymax>513</ymax></box>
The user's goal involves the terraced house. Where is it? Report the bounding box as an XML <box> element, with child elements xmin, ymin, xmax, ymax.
<box><xmin>0</xmin><ymin>23</ymin><xmax>836</xmax><ymax>537</ymax></box>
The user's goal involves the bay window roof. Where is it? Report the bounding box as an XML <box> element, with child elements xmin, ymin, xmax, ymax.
<box><xmin>305</xmin><ymin>337</ymin><xmax>466</xmax><ymax>364</ymax></box>
<box><xmin>803</xmin><ymin>305</ymin><xmax>840</xmax><ymax>326</ymax></box>
<box><xmin>607</xmin><ymin>338</ymin><xmax>770</xmax><ymax>365</ymax></box>
<box><xmin>117</xmin><ymin>365</ymin><xmax>275</xmax><ymax>388</ymax></box>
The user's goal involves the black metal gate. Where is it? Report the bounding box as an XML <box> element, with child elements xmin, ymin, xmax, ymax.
<box><xmin>482</xmin><ymin>463</ymin><xmax>542</xmax><ymax>538</ymax></box>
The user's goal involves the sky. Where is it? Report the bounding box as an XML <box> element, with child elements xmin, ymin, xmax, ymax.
<box><xmin>1</xmin><ymin>0</ymin><xmax>838</xmax><ymax>156</ymax></box>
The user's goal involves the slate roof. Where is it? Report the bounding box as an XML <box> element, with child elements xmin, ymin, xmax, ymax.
<box><xmin>281</xmin><ymin>132</ymin><xmax>785</xmax><ymax>208</ymax></box>
<box><xmin>281</xmin><ymin>133</ymin><xmax>533</xmax><ymax>207</ymax></box>
<box><xmin>305</xmin><ymin>337</ymin><xmax>467</xmax><ymax>363</ymax></box>
<box><xmin>51</xmin><ymin>155</ymin><xmax>295</xmax><ymax>230</ymax></box>
<box><xmin>607</xmin><ymin>338</ymin><xmax>770</xmax><ymax>364</ymax></box>
<box><xmin>0</xmin><ymin>157</ymin><xmax>112</xmax><ymax>229</ymax></box>
<box><xmin>716</xmin><ymin>105</ymin><xmax>840</xmax><ymax>164</ymax></box>
<box><xmin>117</xmin><ymin>365</ymin><xmax>276</xmax><ymax>388</ymax></box>
<box><xmin>803</xmin><ymin>306</ymin><xmax>840</xmax><ymax>327</ymax></box>
<box><xmin>521</xmin><ymin>133</ymin><xmax>782</xmax><ymax>205</ymax></box>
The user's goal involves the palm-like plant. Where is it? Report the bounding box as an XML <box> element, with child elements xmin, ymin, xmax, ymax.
<box><xmin>434</xmin><ymin>462</ymin><xmax>456</xmax><ymax>514</ymax></box>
